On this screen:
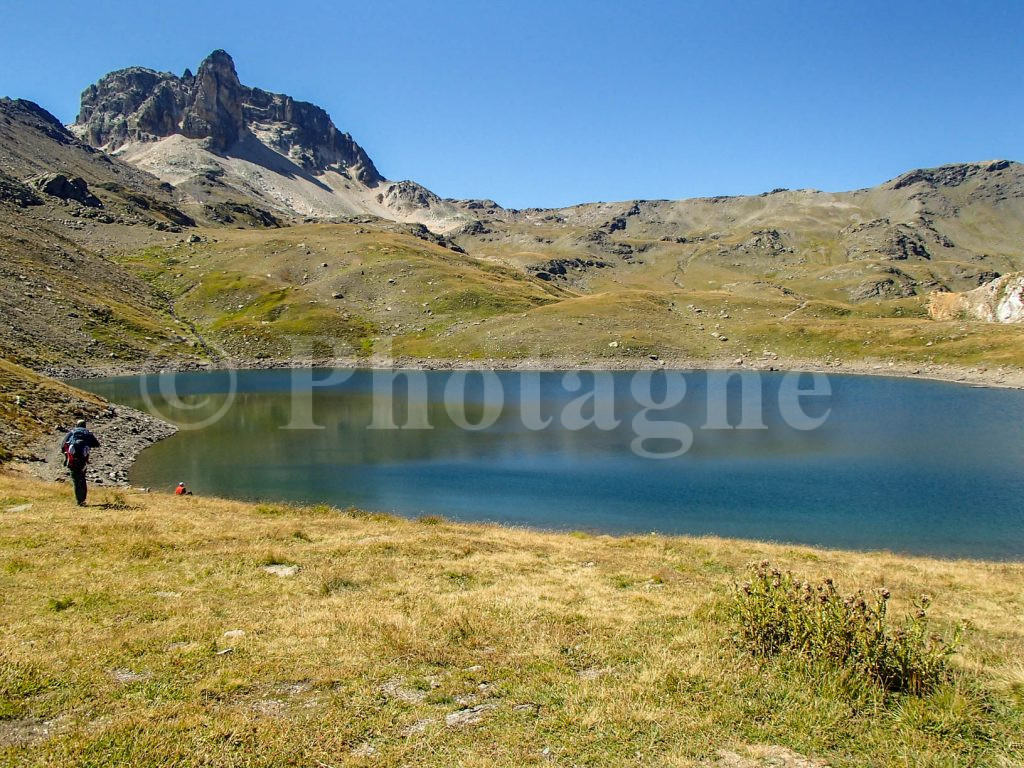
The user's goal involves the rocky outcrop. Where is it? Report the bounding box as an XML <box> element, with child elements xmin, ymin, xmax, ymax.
<box><xmin>74</xmin><ymin>50</ymin><xmax>381</xmax><ymax>184</ymax></box>
<box><xmin>179</xmin><ymin>50</ymin><xmax>245</xmax><ymax>151</ymax></box>
<box><xmin>32</xmin><ymin>174</ymin><xmax>102</xmax><ymax>207</ymax></box>
<box><xmin>530</xmin><ymin>257</ymin><xmax>612</xmax><ymax>281</ymax></box>
<box><xmin>890</xmin><ymin>160</ymin><xmax>1013</xmax><ymax>190</ymax></box>
<box><xmin>929</xmin><ymin>272</ymin><xmax>1024</xmax><ymax>323</ymax></box>
<box><xmin>0</xmin><ymin>171</ymin><xmax>43</xmax><ymax>207</ymax></box>
<box><xmin>849</xmin><ymin>267</ymin><xmax>919</xmax><ymax>301</ymax></box>
<box><xmin>375</xmin><ymin>180</ymin><xmax>444</xmax><ymax>211</ymax></box>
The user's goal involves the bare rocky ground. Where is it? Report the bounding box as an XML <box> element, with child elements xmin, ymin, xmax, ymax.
<box><xmin>24</xmin><ymin>402</ymin><xmax>176</xmax><ymax>490</ymax></box>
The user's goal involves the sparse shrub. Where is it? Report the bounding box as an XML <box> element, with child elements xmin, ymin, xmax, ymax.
<box><xmin>126</xmin><ymin>540</ymin><xmax>155</xmax><ymax>559</ymax></box>
<box><xmin>255</xmin><ymin>504</ymin><xmax>287</xmax><ymax>516</ymax></box>
<box><xmin>417</xmin><ymin>514</ymin><xmax>444</xmax><ymax>525</ymax></box>
<box><xmin>308</xmin><ymin>504</ymin><xmax>338</xmax><ymax>516</ymax></box>
<box><xmin>47</xmin><ymin>597</ymin><xmax>75</xmax><ymax>612</ymax></box>
<box><xmin>343</xmin><ymin>507</ymin><xmax>395</xmax><ymax>523</ymax></box>
<box><xmin>291</xmin><ymin>529</ymin><xmax>311</xmax><ymax>541</ymax></box>
<box><xmin>100</xmin><ymin>491</ymin><xmax>135</xmax><ymax>510</ymax></box>
<box><xmin>730</xmin><ymin>561</ymin><xmax>962</xmax><ymax>694</ymax></box>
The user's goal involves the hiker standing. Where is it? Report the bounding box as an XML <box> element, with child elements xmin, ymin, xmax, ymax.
<box><xmin>61</xmin><ymin>419</ymin><xmax>100</xmax><ymax>506</ymax></box>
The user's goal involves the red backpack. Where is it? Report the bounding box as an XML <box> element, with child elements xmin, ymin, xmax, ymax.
<box><xmin>63</xmin><ymin>430</ymin><xmax>91</xmax><ymax>469</ymax></box>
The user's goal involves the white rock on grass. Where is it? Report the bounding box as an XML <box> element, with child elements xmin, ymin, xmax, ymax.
<box><xmin>262</xmin><ymin>564</ymin><xmax>299</xmax><ymax>577</ymax></box>
<box><xmin>110</xmin><ymin>669</ymin><xmax>150</xmax><ymax>684</ymax></box>
<box><xmin>445</xmin><ymin>703</ymin><xmax>495</xmax><ymax>728</ymax></box>
<box><xmin>380</xmin><ymin>678</ymin><xmax>426</xmax><ymax>704</ymax></box>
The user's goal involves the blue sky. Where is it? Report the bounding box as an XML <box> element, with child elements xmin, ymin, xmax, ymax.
<box><xmin>2</xmin><ymin>0</ymin><xmax>1022</xmax><ymax>208</ymax></box>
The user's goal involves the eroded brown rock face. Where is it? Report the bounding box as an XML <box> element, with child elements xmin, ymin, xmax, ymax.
<box><xmin>929</xmin><ymin>272</ymin><xmax>1024</xmax><ymax>323</ymax></box>
<box><xmin>74</xmin><ymin>50</ymin><xmax>380</xmax><ymax>184</ymax></box>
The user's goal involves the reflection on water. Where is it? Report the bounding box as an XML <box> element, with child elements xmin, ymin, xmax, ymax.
<box><xmin>74</xmin><ymin>369</ymin><xmax>1024</xmax><ymax>560</ymax></box>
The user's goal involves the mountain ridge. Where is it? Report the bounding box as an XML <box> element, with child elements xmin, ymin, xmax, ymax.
<box><xmin>73</xmin><ymin>49</ymin><xmax>381</xmax><ymax>184</ymax></box>
<box><xmin>68</xmin><ymin>50</ymin><xmax>474</xmax><ymax>229</ymax></box>
<box><xmin>1</xmin><ymin>51</ymin><xmax>1022</xmax><ymax>398</ymax></box>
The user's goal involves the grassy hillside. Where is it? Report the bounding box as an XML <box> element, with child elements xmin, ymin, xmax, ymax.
<box><xmin>100</xmin><ymin>223</ymin><xmax>1024</xmax><ymax>374</ymax></box>
<box><xmin>3</xmin><ymin>91</ymin><xmax>1023</xmax><ymax>376</ymax></box>
<box><xmin>2</xmin><ymin>471</ymin><xmax>1022</xmax><ymax>766</ymax></box>
<box><xmin>0</xmin><ymin>359</ymin><xmax>106</xmax><ymax>461</ymax></box>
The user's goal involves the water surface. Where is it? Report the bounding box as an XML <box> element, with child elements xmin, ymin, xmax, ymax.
<box><xmin>75</xmin><ymin>369</ymin><xmax>1024</xmax><ymax>560</ymax></box>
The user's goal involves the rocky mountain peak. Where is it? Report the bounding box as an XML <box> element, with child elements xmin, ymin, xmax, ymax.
<box><xmin>73</xmin><ymin>50</ymin><xmax>381</xmax><ymax>184</ymax></box>
<box><xmin>179</xmin><ymin>50</ymin><xmax>245</xmax><ymax>150</ymax></box>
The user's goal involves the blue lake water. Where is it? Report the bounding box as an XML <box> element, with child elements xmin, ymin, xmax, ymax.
<box><xmin>73</xmin><ymin>369</ymin><xmax>1024</xmax><ymax>560</ymax></box>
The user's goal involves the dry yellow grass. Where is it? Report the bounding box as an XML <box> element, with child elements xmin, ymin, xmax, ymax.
<box><xmin>1</xmin><ymin>470</ymin><xmax>1022</xmax><ymax>766</ymax></box>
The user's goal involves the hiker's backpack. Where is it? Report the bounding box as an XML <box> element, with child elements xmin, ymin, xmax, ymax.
<box><xmin>64</xmin><ymin>430</ymin><xmax>91</xmax><ymax>469</ymax></box>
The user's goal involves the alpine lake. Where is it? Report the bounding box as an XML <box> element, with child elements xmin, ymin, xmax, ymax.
<box><xmin>73</xmin><ymin>368</ymin><xmax>1024</xmax><ymax>560</ymax></box>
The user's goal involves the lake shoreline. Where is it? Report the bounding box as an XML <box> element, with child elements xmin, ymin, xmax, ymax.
<box><xmin>23</xmin><ymin>403</ymin><xmax>178</xmax><ymax>493</ymax></box>
<box><xmin>45</xmin><ymin>353</ymin><xmax>1024</xmax><ymax>390</ymax></box>
<box><xmin>49</xmin><ymin>360</ymin><xmax>1024</xmax><ymax>561</ymax></box>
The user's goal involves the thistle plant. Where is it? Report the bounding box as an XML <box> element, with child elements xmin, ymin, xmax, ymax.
<box><xmin>731</xmin><ymin>561</ymin><xmax>962</xmax><ymax>694</ymax></box>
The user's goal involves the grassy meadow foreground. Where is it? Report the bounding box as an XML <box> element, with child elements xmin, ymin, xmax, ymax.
<box><xmin>1</xmin><ymin>472</ymin><xmax>1023</xmax><ymax>766</ymax></box>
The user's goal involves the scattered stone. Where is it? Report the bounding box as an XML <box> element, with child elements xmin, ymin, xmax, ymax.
<box><xmin>4</xmin><ymin>504</ymin><xmax>32</xmax><ymax>513</ymax></box>
<box><xmin>710</xmin><ymin>745</ymin><xmax>830</xmax><ymax>768</ymax></box>
<box><xmin>608</xmin><ymin>341</ymin><xmax>619</xmax><ymax>348</ymax></box>
<box><xmin>445</xmin><ymin>703</ymin><xmax>495</xmax><ymax>728</ymax></box>
<box><xmin>252</xmin><ymin>699</ymin><xmax>287</xmax><ymax>717</ymax></box>
<box><xmin>223</xmin><ymin>629</ymin><xmax>246</xmax><ymax>639</ymax></box>
<box><xmin>275</xmin><ymin>680</ymin><xmax>314</xmax><ymax>696</ymax></box>
<box><xmin>215</xmin><ymin>648</ymin><xmax>234</xmax><ymax>656</ymax></box>
<box><xmin>0</xmin><ymin>718</ymin><xmax>56</xmax><ymax>747</ymax></box>
<box><xmin>380</xmin><ymin>678</ymin><xmax>426</xmax><ymax>704</ymax></box>
<box><xmin>110</xmin><ymin>668</ymin><xmax>150</xmax><ymax>684</ymax></box>
<box><xmin>351</xmin><ymin>742</ymin><xmax>379</xmax><ymax>757</ymax></box>
<box><xmin>263</xmin><ymin>564</ymin><xmax>299</xmax><ymax>577</ymax></box>
<box><xmin>400</xmin><ymin>718</ymin><xmax>435</xmax><ymax>736</ymax></box>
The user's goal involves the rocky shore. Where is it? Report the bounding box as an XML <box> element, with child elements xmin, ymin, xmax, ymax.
<box><xmin>43</xmin><ymin>353</ymin><xmax>1024</xmax><ymax>390</ymax></box>
<box><xmin>26</xmin><ymin>403</ymin><xmax>176</xmax><ymax>491</ymax></box>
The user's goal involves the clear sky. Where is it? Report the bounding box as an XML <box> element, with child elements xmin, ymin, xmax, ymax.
<box><xmin>2</xmin><ymin>0</ymin><xmax>1022</xmax><ymax>208</ymax></box>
